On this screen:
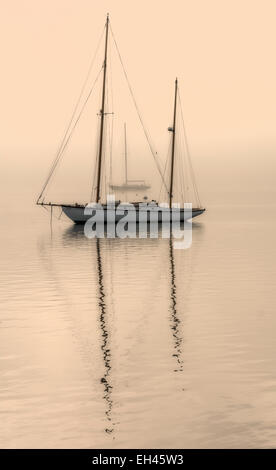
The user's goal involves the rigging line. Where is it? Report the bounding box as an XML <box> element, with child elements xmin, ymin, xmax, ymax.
<box><xmin>44</xmin><ymin>28</ymin><xmax>104</xmax><ymax>175</ymax></box>
<box><xmin>158</xmin><ymin>140</ymin><xmax>171</xmax><ymax>202</ymax></box>
<box><xmin>175</xmin><ymin>135</ymin><xmax>182</xmax><ymax>206</ymax></box>
<box><xmin>177</xmin><ymin>87</ymin><xmax>201</xmax><ymax>208</ymax></box>
<box><xmin>103</xmin><ymin>67</ymin><xmax>111</xmax><ymax>202</ymax></box>
<box><xmin>104</xmin><ymin>101</ymin><xmax>109</xmax><ymax>201</ymax></box>
<box><xmin>103</xmin><ymin>77</ymin><xmax>109</xmax><ymax>201</ymax></box>
<box><xmin>41</xmin><ymin>203</ymin><xmax>63</xmax><ymax>221</ymax></box>
<box><xmin>89</xmin><ymin>117</ymin><xmax>98</xmax><ymax>202</ymax></box>
<box><xmin>181</xmin><ymin>123</ymin><xmax>191</xmax><ymax>204</ymax></box>
<box><xmin>109</xmin><ymin>24</ymin><xmax>169</xmax><ymax>193</ymax></box>
<box><xmin>91</xmin><ymin>85</ymin><xmax>103</xmax><ymax>202</ymax></box>
<box><xmin>170</xmin><ymin>101</ymin><xmax>185</xmax><ymax>207</ymax></box>
<box><xmin>176</xmin><ymin>122</ymin><xmax>186</xmax><ymax>206</ymax></box>
<box><xmin>108</xmin><ymin>39</ymin><xmax>114</xmax><ymax>187</ymax></box>
<box><xmin>37</xmin><ymin>27</ymin><xmax>105</xmax><ymax>204</ymax></box>
<box><xmin>100</xmin><ymin>110</ymin><xmax>108</xmax><ymax>202</ymax></box>
<box><xmin>109</xmin><ymin>110</ymin><xmax>114</xmax><ymax>188</ymax></box>
<box><xmin>91</xmin><ymin>116</ymin><xmax>101</xmax><ymax>202</ymax></box>
<box><xmin>104</xmin><ymin>53</ymin><xmax>112</xmax><ymax>194</ymax></box>
<box><xmin>106</xmin><ymin>92</ymin><xmax>114</xmax><ymax>191</ymax></box>
<box><xmin>38</xmin><ymin>66</ymin><xmax>103</xmax><ymax>203</ymax></box>
<box><xmin>181</xmin><ymin>130</ymin><xmax>192</xmax><ymax>204</ymax></box>
<box><xmin>181</xmin><ymin>131</ymin><xmax>188</xmax><ymax>205</ymax></box>
<box><xmin>180</xmin><ymin>133</ymin><xmax>187</xmax><ymax>206</ymax></box>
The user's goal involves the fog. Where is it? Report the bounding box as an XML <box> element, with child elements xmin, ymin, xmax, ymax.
<box><xmin>1</xmin><ymin>0</ymin><xmax>276</xmax><ymax>206</ymax></box>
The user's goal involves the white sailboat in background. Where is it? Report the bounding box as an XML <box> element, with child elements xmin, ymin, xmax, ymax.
<box><xmin>109</xmin><ymin>123</ymin><xmax>150</xmax><ymax>192</ymax></box>
<box><xmin>36</xmin><ymin>14</ymin><xmax>205</xmax><ymax>223</ymax></box>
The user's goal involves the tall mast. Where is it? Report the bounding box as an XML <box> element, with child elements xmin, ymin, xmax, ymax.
<box><xmin>169</xmin><ymin>78</ymin><xmax>178</xmax><ymax>209</ymax></box>
<box><xmin>124</xmin><ymin>123</ymin><xmax>128</xmax><ymax>184</ymax></box>
<box><xmin>96</xmin><ymin>14</ymin><xmax>109</xmax><ymax>203</ymax></box>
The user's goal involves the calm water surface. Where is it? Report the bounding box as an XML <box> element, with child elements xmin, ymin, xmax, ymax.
<box><xmin>1</xmin><ymin>200</ymin><xmax>276</xmax><ymax>448</ymax></box>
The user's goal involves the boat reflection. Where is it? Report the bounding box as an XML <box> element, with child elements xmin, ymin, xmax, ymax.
<box><xmin>96</xmin><ymin>238</ymin><xmax>114</xmax><ymax>435</ymax></box>
<box><xmin>63</xmin><ymin>224</ymin><xmax>189</xmax><ymax>381</ymax></box>
<box><xmin>169</xmin><ymin>237</ymin><xmax>183</xmax><ymax>373</ymax></box>
<box><xmin>58</xmin><ymin>223</ymin><xmax>202</xmax><ymax>435</ymax></box>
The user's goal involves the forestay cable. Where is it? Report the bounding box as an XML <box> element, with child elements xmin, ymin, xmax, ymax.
<box><xmin>37</xmin><ymin>27</ymin><xmax>105</xmax><ymax>203</ymax></box>
<box><xmin>37</xmin><ymin>67</ymin><xmax>103</xmax><ymax>203</ymax></box>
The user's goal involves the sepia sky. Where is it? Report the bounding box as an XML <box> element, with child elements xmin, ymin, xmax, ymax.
<box><xmin>1</xmin><ymin>0</ymin><xmax>276</xmax><ymax>204</ymax></box>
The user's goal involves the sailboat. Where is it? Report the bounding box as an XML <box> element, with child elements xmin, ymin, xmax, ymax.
<box><xmin>109</xmin><ymin>123</ymin><xmax>150</xmax><ymax>191</ymax></box>
<box><xmin>36</xmin><ymin>14</ymin><xmax>205</xmax><ymax>223</ymax></box>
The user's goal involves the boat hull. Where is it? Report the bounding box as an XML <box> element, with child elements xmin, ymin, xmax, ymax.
<box><xmin>62</xmin><ymin>205</ymin><xmax>205</xmax><ymax>224</ymax></box>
